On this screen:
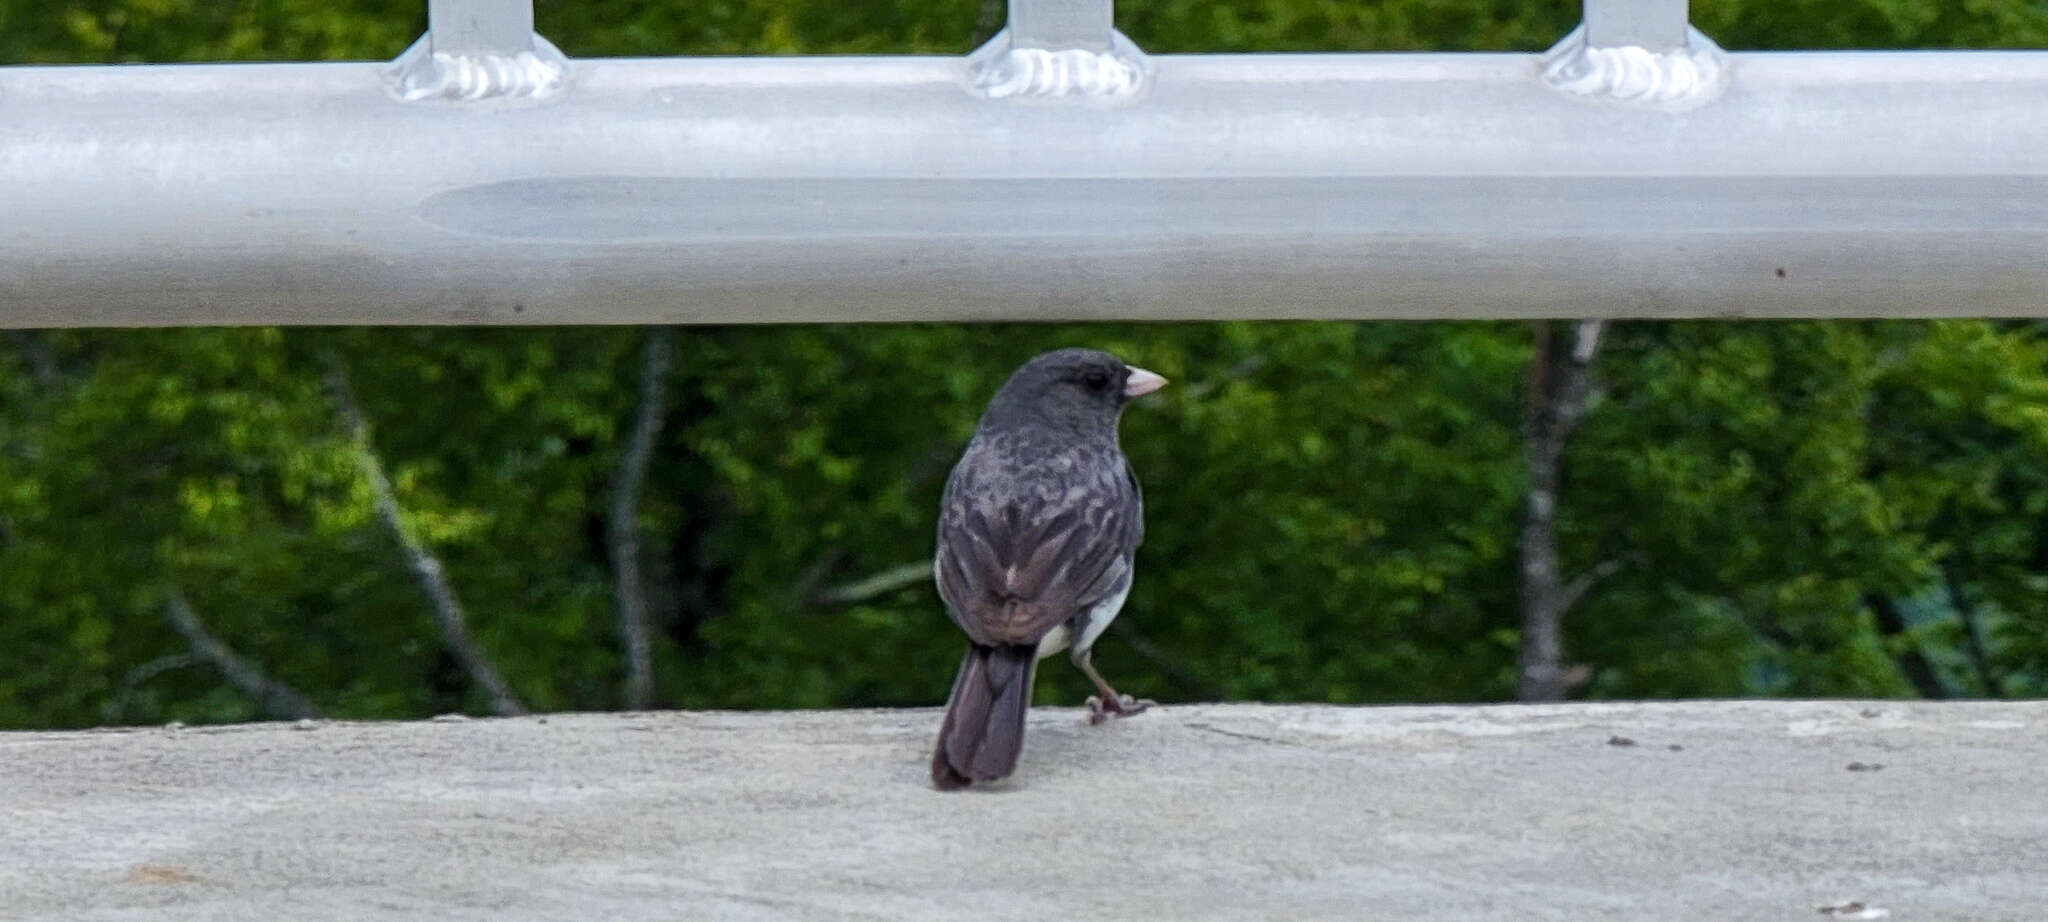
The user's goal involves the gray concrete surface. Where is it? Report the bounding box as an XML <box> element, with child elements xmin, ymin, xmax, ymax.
<box><xmin>2</xmin><ymin>701</ymin><xmax>2042</xmax><ymax>921</ymax></box>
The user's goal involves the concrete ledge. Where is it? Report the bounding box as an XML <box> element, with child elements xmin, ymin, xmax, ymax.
<box><xmin>3</xmin><ymin>701</ymin><xmax>2042</xmax><ymax>920</ymax></box>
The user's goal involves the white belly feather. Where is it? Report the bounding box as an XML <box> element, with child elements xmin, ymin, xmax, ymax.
<box><xmin>1034</xmin><ymin>561</ymin><xmax>1133</xmax><ymax>660</ymax></box>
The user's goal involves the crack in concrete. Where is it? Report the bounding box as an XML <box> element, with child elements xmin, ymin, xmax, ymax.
<box><xmin>1184</xmin><ymin>722</ymin><xmax>1309</xmax><ymax>748</ymax></box>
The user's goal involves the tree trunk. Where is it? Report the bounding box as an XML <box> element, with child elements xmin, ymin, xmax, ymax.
<box><xmin>1518</xmin><ymin>319</ymin><xmax>1606</xmax><ymax>702</ymax></box>
<box><xmin>610</xmin><ymin>328</ymin><xmax>675</xmax><ymax>710</ymax></box>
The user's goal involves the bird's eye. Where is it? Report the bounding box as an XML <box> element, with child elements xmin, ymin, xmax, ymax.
<box><xmin>1082</xmin><ymin>370</ymin><xmax>1110</xmax><ymax>390</ymax></box>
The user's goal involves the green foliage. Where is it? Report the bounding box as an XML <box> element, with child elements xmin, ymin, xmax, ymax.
<box><xmin>3</xmin><ymin>1</ymin><xmax>2046</xmax><ymax>727</ymax></box>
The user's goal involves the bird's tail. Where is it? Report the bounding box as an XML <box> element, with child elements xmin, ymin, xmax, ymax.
<box><xmin>931</xmin><ymin>643</ymin><xmax>1037</xmax><ymax>790</ymax></box>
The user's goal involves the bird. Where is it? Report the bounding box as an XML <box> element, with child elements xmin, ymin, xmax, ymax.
<box><xmin>929</xmin><ymin>347</ymin><xmax>1166</xmax><ymax>790</ymax></box>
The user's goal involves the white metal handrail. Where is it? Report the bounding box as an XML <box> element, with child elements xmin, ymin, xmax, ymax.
<box><xmin>2</xmin><ymin>0</ymin><xmax>2044</xmax><ymax>327</ymax></box>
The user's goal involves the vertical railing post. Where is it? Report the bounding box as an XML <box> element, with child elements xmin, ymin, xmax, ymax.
<box><xmin>428</xmin><ymin>0</ymin><xmax>537</xmax><ymax>57</ymax></box>
<box><xmin>1583</xmin><ymin>0</ymin><xmax>1689</xmax><ymax>53</ymax></box>
<box><xmin>1010</xmin><ymin>0</ymin><xmax>1115</xmax><ymax>53</ymax></box>
<box><xmin>1542</xmin><ymin>0</ymin><xmax>1725</xmax><ymax>108</ymax></box>
<box><xmin>385</xmin><ymin>0</ymin><xmax>569</xmax><ymax>102</ymax></box>
<box><xmin>969</xmin><ymin>0</ymin><xmax>1147</xmax><ymax>99</ymax></box>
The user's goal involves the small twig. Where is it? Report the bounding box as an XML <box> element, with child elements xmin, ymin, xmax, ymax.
<box><xmin>161</xmin><ymin>590</ymin><xmax>319</xmax><ymax>719</ymax></box>
<box><xmin>788</xmin><ymin>546</ymin><xmax>850</xmax><ymax>609</ymax></box>
<box><xmin>796</xmin><ymin>435</ymin><xmax>1016</xmax><ymax>613</ymax></box>
<box><xmin>810</xmin><ymin>561</ymin><xmax>931</xmax><ymax>607</ymax></box>
<box><xmin>610</xmin><ymin>328</ymin><xmax>675</xmax><ymax>710</ymax></box>
<box><xmin>105</xmin><ymin>653</ymin><xmax>196</xmax><ymax>724</ymax></box>
<box><xmin>1865</xmin><ymin>592</ymin><xmax>1951</xmax><ymax>700</ymax></box>
<box><xmin>1559</xmin><ymin>556</ymin><xmax>1634</xmax><ymax>617</ymax></box>
<box><xmin>323</xmin><ymin>351</ymin><xmax>527</xmax><ymax>717</ymax></box>
<box><xmin>1110</xmin><ymin>619</ymin><xmax>1224</xmax><ymax>701</ymax></box>
<box><xmin>1945</xmin><ymin>565</ymin><xmax>2004</xmax><ymax>698</ymax></box>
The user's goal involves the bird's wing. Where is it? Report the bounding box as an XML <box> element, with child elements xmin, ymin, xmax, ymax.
<box><xmin>934</xmin><ymin>460</ymin><xmax>1140</xmax><ymax>647</ymax></box>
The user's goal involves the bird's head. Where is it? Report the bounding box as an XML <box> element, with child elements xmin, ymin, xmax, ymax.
<box><xmin>983</xmin><ymin>348</ymin><xmax>1167</xmax><ymax>433</ymax></box>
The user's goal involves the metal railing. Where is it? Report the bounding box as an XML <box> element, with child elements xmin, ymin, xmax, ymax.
<box><xmin>2</xmin><ymin>0</ymin><xmax>2044</xmax><ymax>327</ymax></box>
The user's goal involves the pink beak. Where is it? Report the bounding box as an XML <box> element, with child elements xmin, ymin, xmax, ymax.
<box><xmin>1124</xmin><ymin>367</ymin><xmax>1168</xmax><ymax>398</ymax></box>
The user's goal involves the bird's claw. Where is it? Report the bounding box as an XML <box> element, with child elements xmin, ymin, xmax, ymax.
<box><xmin>1085</xmin><ymin>693</ymin><xmax>1156</xmax><ymax>725</ymax></box>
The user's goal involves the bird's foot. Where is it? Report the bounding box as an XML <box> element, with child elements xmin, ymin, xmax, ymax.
<box><xmin>1085</xmin><ymin>694</ymin><xmax>1156</xmax><ymax>725</ymax></box>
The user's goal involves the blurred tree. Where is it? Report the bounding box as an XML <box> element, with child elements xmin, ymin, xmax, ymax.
<box><xmin>1518</xmin><ymin>320</ymin><xmax>1609</xmax><ymax>702</ymax></box>
<box><xmin>1</xmin><ymin>0</ymin><xmax>2045</xmax><ymax>728</ymax></box>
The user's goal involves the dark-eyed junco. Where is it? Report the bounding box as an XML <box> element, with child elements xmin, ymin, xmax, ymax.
<box><xmin>929</xmin><ymin>348</ymin><xmax>1166</xmax><ymax>790</ymax></box>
